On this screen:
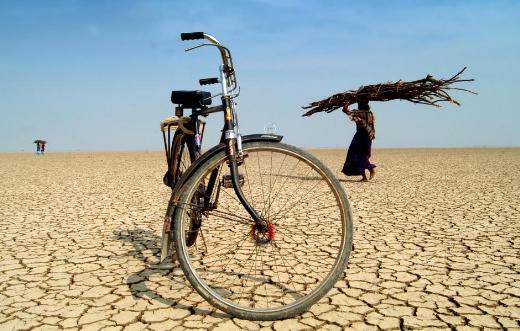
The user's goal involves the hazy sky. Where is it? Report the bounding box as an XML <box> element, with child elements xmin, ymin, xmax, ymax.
<box><xmin>1</xmin><ymin>1</ymin><xmax>519</xmax><ymax>151</ymax></box>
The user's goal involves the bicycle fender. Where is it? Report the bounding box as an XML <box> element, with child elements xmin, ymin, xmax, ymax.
<box><xmin>160</xmin><ymin>133</ymin><xmax>282</xmax><ymax>262</ymax></box>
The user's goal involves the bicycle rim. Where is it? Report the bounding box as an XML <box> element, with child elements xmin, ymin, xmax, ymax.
<box><xmin>170</xmin><ymin>131</ymin><xmax>201</xmax><ymax>250</ymax></box>
<box><xmin>173</xmin><ymin>142</ymin><xmax>352</xmax><ymax>320</ymax></box>
<box><xmin>171</xmin><ymin>131</ymin><xmax>194</xmax><ymax>184</ymax></box>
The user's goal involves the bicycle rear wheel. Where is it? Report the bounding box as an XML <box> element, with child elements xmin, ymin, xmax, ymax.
<box><xmin>171</xmin><ymin>130</ymin><xmax>199</xmax><ymax>185</ymax></box>
<box><xmin>172</xmin><ymin>130</ymin><xmax>203</xmax><ymax>247</ymax></box>
<box><xmin>173</xmin><ymin>141</ymin><xmax>353</xmax><ymax>320</ymax></box>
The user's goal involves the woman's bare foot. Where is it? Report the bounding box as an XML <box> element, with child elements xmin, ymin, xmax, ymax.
<box><xmin>360</xmin><ymin>174</ymin><xmax>368</xmax><ymax>182</ymax></box>
<box><xmin>369</xmin><ymin>168</ymin><xmax>376</xmax><ymax>180</ymax></box>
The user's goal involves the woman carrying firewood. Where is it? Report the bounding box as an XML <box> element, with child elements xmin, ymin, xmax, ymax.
<box><xmin>341</xmin><ymin>100</ymin><xmax>376</xmax><ymax>181</ymax></box>
<box><xmin>302</xmin><ymin>68</ymin><xmax>475</xmax><ymax>180</ymax></box>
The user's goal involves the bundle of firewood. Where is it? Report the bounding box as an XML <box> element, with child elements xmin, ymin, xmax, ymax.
<box><xmin>302</xmin><ymin>67</ymin><xmax>476</xmax><ymax>117</ymax></box>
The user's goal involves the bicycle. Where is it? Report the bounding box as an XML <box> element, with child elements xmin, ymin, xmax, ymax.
<box><xmin>159</xmin><ymin>32</ymin><xmax>353</xmax><ymax>320</ymax></box>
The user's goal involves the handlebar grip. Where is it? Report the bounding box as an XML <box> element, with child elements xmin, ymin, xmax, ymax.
<box><xmin>199</xmin><ymin>77</ymin><xmax>219</xmax><ymax>85</ymax></box>
<box><xmin>181</xmin><ymin>32</ymin><xmax>205</xmax><ymax>41</ymax></box>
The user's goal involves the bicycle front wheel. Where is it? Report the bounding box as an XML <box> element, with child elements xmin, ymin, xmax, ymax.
<box><xmin>173</xmin><ymin>141</ymin><xmax>353</xmax><ymax>320</ymax></box>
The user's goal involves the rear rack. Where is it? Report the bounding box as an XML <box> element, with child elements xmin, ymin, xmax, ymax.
<box><xmin>160</xmin><ymin>116</ymin><xmax>195</xmax><ymax>135</ymax></box>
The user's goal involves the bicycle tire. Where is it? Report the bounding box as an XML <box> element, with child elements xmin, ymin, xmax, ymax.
<box><xmin>172</xmin><ymin>141</ymin><xmax>353</xmax><ymax>320</ymax></box>
<box><xmin>171</xmin><ymin>130</ymin><xmax>199</xmax><ymax>185</ymax></box>
<box><xmin>170</xmin><ymin>129</ymin><xmax>201</xmax><ymax>247</ymax></box>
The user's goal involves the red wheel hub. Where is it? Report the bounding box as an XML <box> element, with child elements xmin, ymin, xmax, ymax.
<box><xmin>251</xmin><ymin>221</ymin><xmax>275</xmax><ymax>244</ymax></box>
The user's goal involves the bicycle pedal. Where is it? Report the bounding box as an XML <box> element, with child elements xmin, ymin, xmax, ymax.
<box><xmin>222</xmin><ymin>174</ymin><xmax>245</xmax><ymax>188</ymax></box>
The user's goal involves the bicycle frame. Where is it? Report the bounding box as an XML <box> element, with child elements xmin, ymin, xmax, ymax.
<box><xmin>180</xmin><ymin>33</ymin><xmax>268</xmax><ymax>228</ymax></box>
<box><xmin>160</xmin><ymin>33</ymin><xmax>286</xmax><ymax>263</ymax></box>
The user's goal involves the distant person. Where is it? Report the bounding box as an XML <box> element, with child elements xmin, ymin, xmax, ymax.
<box><xmin>40</xmin><ymin>142</ymin><xmax>45</xmax><ymax>155</ymax></box>
<box><xmin>35</xmin><ymin>142</ymin><xmax>41</xmax><ymax>155</ymax></box>
<box><xmin>341</xmin><ymin>100</ymin><xmax>376</xmax><ymax>181</ymax></box>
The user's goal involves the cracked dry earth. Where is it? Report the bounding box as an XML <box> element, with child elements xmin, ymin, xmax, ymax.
<box><xmin>1</xmin><ymin>148</ymin><xmax>519</xmax><ymax>331</ymax></box>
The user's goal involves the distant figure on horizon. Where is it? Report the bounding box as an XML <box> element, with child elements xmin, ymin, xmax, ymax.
<box><xmin>33</xmin><ymin>140</ymin><xmax>47</xmax><ymax>156</ymax></box>
<box><xmin>341</xmin><ymin>100</ymin><xmax>376</xmax><ymax>182</ymax></box>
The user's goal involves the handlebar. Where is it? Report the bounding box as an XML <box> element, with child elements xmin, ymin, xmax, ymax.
<box><xmin>199</xmin><ymin>77</ymin><xmax>219</xmax><ymax>85</ymax></box>
<box><xmin>180</xmin><ymin>32</ymin><xmax>204</xmax><ymax>40</ymax></box>
<box><xmin>180</xmin><ymin>32</ymin><xmax>237</xmax><ymax>93</ymax></box>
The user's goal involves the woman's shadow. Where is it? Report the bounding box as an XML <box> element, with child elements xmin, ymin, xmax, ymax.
<box><xmin>338</xmin><ymin>177</ymin><xmax>376</xmax><ymax>183</ymax></box>
<box><xmin>112</xmin><ymin>228</ymin><xmax>229</xmax><ymax>318</ymax></box>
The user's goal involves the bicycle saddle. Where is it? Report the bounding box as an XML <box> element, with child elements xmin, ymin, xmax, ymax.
<box><xmin>171</xmin><ymin>90</ymin><xmax>212</xmax><ymax>108</ymax></box>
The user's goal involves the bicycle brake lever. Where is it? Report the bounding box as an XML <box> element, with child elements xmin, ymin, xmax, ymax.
<box><xmin>185</xmin><ymin>43</ymin><xmax>222</xmax><ymax>52</ymax></box>
<box><xmin>184</xmin><ymin>43</ymin><xmax>206</xmax><ymax>52</ymax></box>
<box><xmin>209</xmin><ymin>93</ymin><xmax>223</xmax><ymax>99</ymax></box>
<box><xmin>230</xmin><ymin>86</ymin><xmax>240</xmax><ymax>98</ymax></box>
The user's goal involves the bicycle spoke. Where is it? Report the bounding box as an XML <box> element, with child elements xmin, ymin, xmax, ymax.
<box><xmin>255</xmin><ymin>152</ymin><xmax>267</xmax><ymax>217</ymax></box>
<box><xmin>273</xmin><ymin>227</ymin><xmax>339</xmax><ymax>268</ymax></box>
<box><xmin>264</xmin><ymin>153</ymin><xmax>288</xmax><ymax>220</ymax></box>
<box><xmin>268</xmin><ymin>154</ymin><xmax>287</xmax><ymax>217</ymax></box>
<box><xmin>204</xmin><ymin>230</ymin><xmax>256</xmax><ymax>287</ymax></box>
<box><xmin>263</xmin><ymin>151</ymin><xmax>273</xmax><ymax>218</ymax></box>
<box><xmin>271</xmin><ymin>203</ymin><xmax>340</xmax><ymax>224</ymax></box>
<box><xmin>219</xmin><ymin>182</ymin><xmax>246</xmax><ymax>206</ymax></box>
<box><xmin>237</xmin><ymin>244</ymin><xmax>259</xmax><ymax>306</ymax></box>
<box><xmin>197</xmin><ymin>229</ymin><xmax>252</xmax><ymax>261</ymax></box>
<box><xmin>270</xmin><ymin>241</ymin><xmax>306</xmax><ymax>297</ymax></box>
<box><xmin>173</xmin><ymin>200</ymin><xmax>251</xmax><ymax>227</ymax></box>
<box><xmin>269</xmin><ymin>181</ymin><xmax>332</xmax><ymax>221</ymax></box>
<box><xmin>260</xmin><ymin>158</ymin><xmax>301</xmax><ymax>215</ymax></box>
<box><xmin>242</xmin><ymin>155</ymin><xmax>257</xmax><ymax>211</ymax></box>
<box><xmin>259</xmin><ymin>246</ymin><xmax>269</xmax><ymax>308</ymax></box>
<box><xmin>205</xmin><ymin>209</ymin><xmax>251</xmax><ymax>225</ymax></box>
<box><xmin>265</xmin><ymin>160</ymin><xmax>316</xmax><ymax>219</ymax></box>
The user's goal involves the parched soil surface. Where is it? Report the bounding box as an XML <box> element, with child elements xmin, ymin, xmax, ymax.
<box><xmin>1</xmin><ymin>148</ymin><xmax>519</xmax><ymax>330</ymax></box>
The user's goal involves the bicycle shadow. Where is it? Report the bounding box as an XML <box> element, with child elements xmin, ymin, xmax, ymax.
<box><xmin>268</xmin><ymin>173</ymin><xmax>376</xmax><ymax>184</ymax></box>
<box><xmin>269</xmin><ymin>173</ymin><xmax>323</xmax><ymax>181</ymax></box>
<box><xmin>112</xmin><ymin>228</ymin><xmax>230</xmax><ymax>318</ymax></box>
<box><xmin>338</xmin><ymin>178</ymin><xmax>376</xmax><ymax>183</ymax></box>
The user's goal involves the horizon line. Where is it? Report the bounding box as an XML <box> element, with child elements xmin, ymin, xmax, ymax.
<box><xmin>2</xmin><ymin>145</ymin><xmax>520</xmax><ymax>154</ymax></box>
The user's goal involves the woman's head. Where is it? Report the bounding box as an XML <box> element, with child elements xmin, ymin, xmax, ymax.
<box><xmin>357</xmin><ymin>99</ymin><xmax>370</xmax><ymax>111</ymax></box>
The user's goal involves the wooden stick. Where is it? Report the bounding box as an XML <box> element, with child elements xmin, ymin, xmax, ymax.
<box><xmin>302</xmin><ymin>67</ymin><xmax>476</xmax><ymax>116</ymax></box>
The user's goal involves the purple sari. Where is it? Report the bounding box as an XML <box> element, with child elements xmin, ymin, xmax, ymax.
<box><xmin>342</xmin><ymin>123</ymin><xmax>375</xmax><ymax>176</ymax></box>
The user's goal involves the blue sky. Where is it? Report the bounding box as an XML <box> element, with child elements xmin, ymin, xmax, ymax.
<box><xmin>0</xmin><ymin>0</ymin><xmax>519</xmax><ymax>151</ymax></box>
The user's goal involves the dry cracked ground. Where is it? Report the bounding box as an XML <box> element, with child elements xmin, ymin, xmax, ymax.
<box><xmin>1</xmin><ymin>148</ymin><xmax>519</xmax><ymax>330</ymax></box>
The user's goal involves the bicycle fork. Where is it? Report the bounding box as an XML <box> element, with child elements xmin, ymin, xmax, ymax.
<box><xmin>222</xmin><ymin>98</ymin><xmax>268</xmax><ymax>232</ymax></box>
